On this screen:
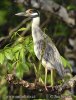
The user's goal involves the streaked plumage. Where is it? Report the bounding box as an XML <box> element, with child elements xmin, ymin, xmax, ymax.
<box><xmin>32</xmin><ymin>19</ymin><xmax>64</xmax><ymax>77</ymax></box>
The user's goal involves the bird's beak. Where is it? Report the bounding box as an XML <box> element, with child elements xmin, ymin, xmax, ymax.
<box><xmin>15</xmin><ymin>12</ymin><xmax>25</xmax><ymax>16</ymax></box>
<box><xmin>15</xmin><ymin>11</ymin><xmax>29</xmax><ymax>17</ymax></box>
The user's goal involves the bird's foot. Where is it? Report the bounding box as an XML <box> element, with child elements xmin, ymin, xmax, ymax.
<box><xmin>45</xmin><ymin>85</ymin><xmax>48</xmax><ymax>91</ymax></box>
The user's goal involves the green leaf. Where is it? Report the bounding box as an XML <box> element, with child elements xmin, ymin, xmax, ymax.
<box><xmin>15</xmin><ymin>52</ymin><xmax>20</xmax><ymax>60</ymax></box>
<box><xmin>0</xmin><ymin>53</ymin><xmax>4</xmax><ymax>64</ymax></box>
<box><xmin>12</xmin><ymin>44</ymin><xmax>22</xmax><ymax>53</ymax></box>
<box><xmin>24</xmin><ymin>36</ymin><xmax>34</xmax><ymax>53</ymax></box>
<box><xmin>24</xmin><ymin>36</ymin><xmax>32</xmax><ymax>45</ymax></box>
<box><xmin>16</xmin><ymin>62</ymin><xmax>24</xmax><ymax>79</ymax></box>
<box><xmin>15</xmin><ymin>62</ymin><xmax>29</xmax><ymax>79</ymax></box>
<box><xmin>7</xmin><ymin>63</ymin><xmax>13</xmax><ymax>72</ymax></box>
<box><xmin>18</xmin><ymin>27</ymin><xmax>26</xmax><ymax>32</ymax></box>
<box><xmin>61</xmin><ymin>56</ymin><xmax>72</xmax><ymax>71</ymax></box>
<box><xmin>67</xmin><ymin>5</ymin><xmax>76</xmax><ymax>10</ymax></box>
<box><xmin>17</xmin><ymin>37</ymin><xmax>24</xmax><ymax>43</ymax></box>
<box><xmin>4</xmin><ymin>49</ymin><xmax>13</xmax><ymax>60</ymax></box>
<box><xmin>28</xmin><ymin>43</ymin><xmax>34</xmax><ymax>53</ymax></box>
<box><xmin>22</xmin><ymin>62</ymin><xmax>29</xmax><ymax>72</ymax></box>
<box><xmin>20</xmin><ymin>48</ymin><xmax>25</xmax><ymax>62</ymax></box>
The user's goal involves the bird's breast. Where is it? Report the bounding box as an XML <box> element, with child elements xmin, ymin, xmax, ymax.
<box><xmin>34</xmin><ymin>39</ymin><xmax>45</xmax><ymax>60</ymax></box>
<box><xmin>34</xmin><ymin>44</ymin><xmax>54</xmax><ymax>70</ymax></box>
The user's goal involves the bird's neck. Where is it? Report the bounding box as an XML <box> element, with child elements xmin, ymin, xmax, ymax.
<box><xmin>32</xmin><ymin>17</ymin><xmax>40</xmax><ymax>27</ymax></box>
<box><xmin>32</xmin><ymin>17</ymin><xmax>43</xmax><ymax>43</ymax></box>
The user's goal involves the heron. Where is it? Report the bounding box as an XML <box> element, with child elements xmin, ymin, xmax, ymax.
<box><xmin>15</xmin><ymin>9</ymin><xmax>64</xmax><ymax>90</ymax></box>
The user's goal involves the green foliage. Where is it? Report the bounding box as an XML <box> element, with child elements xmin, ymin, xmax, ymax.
<box><xmin>17</xmin><ymin>27</ymin><xmax>27</xmax><ymax>32</ymax></box>
<box><xmin>5</xmin><ymin>49</ymin><xmax>13</xmax><ymax>60</ymax></box>
<box><xmin>0</xmin><ymin>52</ymin><xmax>4</xmax><ymax>64</ymax></box>
<box><xmin>0</xmin><ymin>64</ymin><xmax>7</xmax><ymax>98</ymax></box>
<box><xmin>15</xmin><ymin>61</ymin><xmax>29</xmax><ymax>79</ymax></box>
<box><xmin>67</xmin><ymin>5</ymin><xmax>76</xmax><ymax>10</ymax></box>
<box><xmin>54</xmin><ymin>22</ymin><xmax>69</xmax><ymax>36</ymax></box>
<box><xmin>61</xmin><ymin>56</ymin><xmax>72</xmax><ymax>71</ymax></box>
<box><xmin>13</xmin><ymin>27</ymin><xmax>27</xmax><ymax>38</ymax></box>
<box><xmin>0</xmin><ymin>27</ymin><xmax>35</xmax><ymax>80</ymax></box>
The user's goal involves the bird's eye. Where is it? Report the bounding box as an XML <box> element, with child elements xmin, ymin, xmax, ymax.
<box><xmin>29</xmin><ymin>10</ymin><xmax>32</xmax><ymax>13</ymax></box>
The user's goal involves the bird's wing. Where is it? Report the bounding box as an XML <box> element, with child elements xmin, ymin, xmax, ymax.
<box><xmin>37</xmin><ymin>27</ymin><xmax>64</xmax><ymax>76</ymax></box>
<box><xmin>45</xmin><ymin>36</ymin><xmax>64</xmax><ymax>77</ymax></box>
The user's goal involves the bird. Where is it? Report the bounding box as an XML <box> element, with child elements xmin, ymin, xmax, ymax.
<box><xmin>15</xmin><ymin>9</ymin><xmax>65</xmax><ymax>90</ymax></box>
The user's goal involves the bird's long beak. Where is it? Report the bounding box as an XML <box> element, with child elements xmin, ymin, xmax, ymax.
<box><xmin>15</xmin><ymin>12</ymin><xmax>25</xmax><ymax>16</ymax></box>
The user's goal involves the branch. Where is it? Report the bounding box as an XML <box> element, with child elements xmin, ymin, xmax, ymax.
<box><xmin>6</xmin><ymin>74</ymin><xmax>76</xmax><ymax>95</ymax></box>
<box><xmin>0</xmin><ymin>18</ymin><xmax>30</xmax><ymax>48</ymax></box>
<box><xmin>15</xmin><ymin>0</ymin><xmax>75</xmax><ymax>26</ymax></box>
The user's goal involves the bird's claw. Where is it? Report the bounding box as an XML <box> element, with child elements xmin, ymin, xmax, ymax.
<box><xmin>45</xmin><ymin>86</ymin><xmax>48</xmax><ymax>91</ymax></box>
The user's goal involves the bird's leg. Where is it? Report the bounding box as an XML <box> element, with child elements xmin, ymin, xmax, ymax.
<box><xmin>45</xmin><ymin>66</ymin><xmax>48</xmax><ymax>91</ymax></box>
<box><xmin>38</xmin><ymin>61</ymin><xmax>44</xmax><ymax>83</ymax></box>
<box><xmin>51</xmin><ymin>69</ymin><xmax>54</xmax><ymax>87</ymax></box>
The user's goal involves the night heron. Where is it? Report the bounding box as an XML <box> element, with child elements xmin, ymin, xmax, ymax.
<box><xmin>15</xmin><ymin>9</ymin><xmax>64</xmax><ymax>90</ymax></box>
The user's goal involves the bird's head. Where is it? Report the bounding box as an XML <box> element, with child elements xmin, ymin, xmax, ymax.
<box><xmin>15</xmin><ymin>9</ymin><xmax>39</xmax><ymax>18</ymax></box>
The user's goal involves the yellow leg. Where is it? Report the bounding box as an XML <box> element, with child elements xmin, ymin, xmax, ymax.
<box><xmin>51</xmin><ymin>69</ymin><xmax>54</xmax><ymax>87</ymax></box>
<box><xmin>45</xmin><ymin>67</ymin><xmax>48</xmax><ymax>90</ymax></box>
